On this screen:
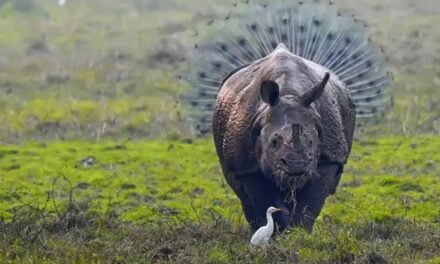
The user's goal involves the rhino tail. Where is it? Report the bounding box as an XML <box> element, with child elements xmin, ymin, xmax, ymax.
<box><xmin>183</xmin><ymin>0</ymin><xmax>392</xmax><ymax>134</ymax></box>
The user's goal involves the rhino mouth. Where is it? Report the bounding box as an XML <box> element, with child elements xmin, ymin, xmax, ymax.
<box><xmin>276</xmin><ymin>169</ymin><xmax>310</xmax><ymax>190</ymax></box>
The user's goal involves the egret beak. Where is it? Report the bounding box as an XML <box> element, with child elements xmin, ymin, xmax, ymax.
<box><xmin>274</xmin><ymin>208</ymin><xmax>283</xmax><ymax>213</ymax></box>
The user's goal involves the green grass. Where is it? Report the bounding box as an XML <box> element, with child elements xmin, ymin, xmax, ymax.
<box><xmin>0</xmin><ymin>139</ymin><xmax>236</xmax><ymax>263</ymax></box>
<box><xmin>0</xmin><ymin>139</ymin><xmax>236</xmax><ymax>222</ymax></box>
<box><xmin>0</xmin><ymin>136</ymin><xmax>439</xmax><ymax>263</ymax></box>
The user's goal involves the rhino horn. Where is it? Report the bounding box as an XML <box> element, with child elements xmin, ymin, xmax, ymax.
<box><xmin>301</xmin><ymin>72</ymin><xmax>330</xmax><ymax>106</ymax></box>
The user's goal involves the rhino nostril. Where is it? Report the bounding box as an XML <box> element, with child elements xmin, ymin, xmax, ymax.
<box><xmin>280</xmin><ymin>158</ymin><xmax>288</xmax><ymax>166</ymax></box>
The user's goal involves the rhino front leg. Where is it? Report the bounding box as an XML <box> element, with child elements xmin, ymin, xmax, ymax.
<box><xmin>239</xmin><ymin>170</ymin><xmax>291</xmax><ymax>231</ymax></box>
<box><xmin>291</xmin><ymin>163</ymin><xmax>341</xmax><ymax>231</ymax></box>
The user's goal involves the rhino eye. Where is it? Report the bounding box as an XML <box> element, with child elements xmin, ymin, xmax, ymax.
<box><xmin>270</xmin><ymin>134</ymin><xmax>282</xmax><ymax>149</ymax></box>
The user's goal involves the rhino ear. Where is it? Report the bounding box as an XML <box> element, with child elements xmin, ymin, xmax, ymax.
<box><xmin>261</xmin><ymin>80</ymin><xmax>280</xmax><ymax>106</ymax></box>
<box><xmin>301</xmin><ymin>72</ymin><xmax>330</xmax><ymax>106</ymax></box>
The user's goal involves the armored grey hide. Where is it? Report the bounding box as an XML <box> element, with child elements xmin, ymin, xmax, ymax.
<box><xmin>212</xmin><ymin>45</ymin><xmax>356</xmax><ymax>231</ymax></box>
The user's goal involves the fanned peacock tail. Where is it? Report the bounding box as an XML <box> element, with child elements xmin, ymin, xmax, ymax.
<box><xmin>183</xmin><ymin>0</ymin><xmax>392</xmax><ymax>134</ymax></box>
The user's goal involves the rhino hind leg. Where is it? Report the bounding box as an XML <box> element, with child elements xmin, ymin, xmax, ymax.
<box><xmin>239</xmin><ymin>171</ymin><xmax>290</xmax><ymax>231</ymax></box>
<box><xmin>291</xmin><ymin>163</ymin><xmax>341</xmax><ymax>231</ymax></box>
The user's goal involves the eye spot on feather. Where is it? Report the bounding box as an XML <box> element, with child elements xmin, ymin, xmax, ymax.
<box><xmin>250</xmin><ymin>23</ymin><xmax>258</xmax><ymax>31</ymax></box>
<box><xmin>199</xmin><ymin>72</ymin><xmax>207</xmax><ymax>79</ymax></box>
<box><xmin>313</xmin><ymin>19</ymin><xmax>321</xmax><ymax>27</ymax></box>
<box><xmin>327</xmin><ymin>33</ymin><xmax>335</xmax><ymax>41</ymax></box>
<box><xmin>191</xmin><ymin>101</ymin><xmax>198</xmax><ymax>107</ymax></box>
<box><xmin>369</xmin><ymin>80</ymin><xmax>376</xmax><ymax>86</ymax></box>
<box><xmin>212</xmin><ymin>62</ymin><xmax>222</xmax><ymax>70</ymax></box>
<box><xmin>299</xmin><ymin>25</ymin><xmax>306</xmax><ymax>33</ymax></box>
<box><xmin>358</xmin><ymin>73</ymin><xmax>365</xmax><ymax>79</ymax></box>
<box><xmin>238</xmin><ymin>38</ymin><xmax>247</xmax><ymax>47</ymax></box>
<box><xmin>345</xmin><ymin>37</ymin><xmax>352</xmax><ymax>45</ymax></box>
<box><xmin>267</xmin><ymin>27</ymin><xmax>275</xmax><ymax>35</ymax></box>
<box><xmin>220</xmin><ymin>44</ymin><xmax>228</xmax><ymax>52</ymax></box>
<box><xmin>281</xmin><ymin>34</ymin><xmax>288</xmax><ymax>42</ymax></box>
<box><xmin>366</xmin><ymin>60</ymin><xmax>373</xmax><ymax>67</ymax></box>
<box><xmin>199</xmin><ymin>91</ymin><xmax>206</xmax><ymax>97</ymax></box>
<box><xmin>346</xmin><ymin>79</ymin><xmax>354</xmax><ymax>85</ymax></box>
<box><xmin>271</xmin><ymin>41</ymin><xmax>277</xmax><ymax>48</ymax></box>
<box><xmin>351</xmin><ymin>53</ymin><xmax>359</xmax><ymax>60</ymax></box>
<box><xmin>282</xmin><ymin>18</ymin><xmax>288</xmax><ymax>25</ymax></box>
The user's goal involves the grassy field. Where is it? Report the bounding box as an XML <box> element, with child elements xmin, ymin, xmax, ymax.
<box><xmin>0</xmin><ymin>0</ymin><xmax>440</xmax><ymax>263</ymax></box>
<box><xmin>0</xmin><ymin>136</ymin><xmax>439</xmax><ymax>263</ymax></box>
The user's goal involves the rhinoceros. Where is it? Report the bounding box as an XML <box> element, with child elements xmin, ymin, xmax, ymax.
<box><xmin>212</xmin><ymin>45</ymin><xmax>356</xmax><ymax>231</ymax></box>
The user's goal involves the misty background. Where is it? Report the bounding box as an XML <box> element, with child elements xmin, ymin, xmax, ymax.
<box><xmin>0</xmin><ymin>0</ymin><xmax>439</xmax><ymax>143</ymax></box>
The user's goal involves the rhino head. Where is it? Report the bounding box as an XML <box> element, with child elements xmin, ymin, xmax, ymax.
<box><xmin>253</xmin><ymin>72</ymin><xmax>330</xmax><ymax>190</ymax></box>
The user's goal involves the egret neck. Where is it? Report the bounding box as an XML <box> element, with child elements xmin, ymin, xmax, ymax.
<box><xmin>266</xmin><ymin>209</ymin><xmax>275</xmax><ymax>234</ymax></box>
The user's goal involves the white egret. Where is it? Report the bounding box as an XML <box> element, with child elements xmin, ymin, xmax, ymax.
<box><xmin>58</xmin><ymin>0</ymin><xmax>66</xmax><ymax>6</ymax></box>
<box><xmin>250</xmin><ymin>207</ymin><xmax>283</xmax><ymax>247</ymax></box>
